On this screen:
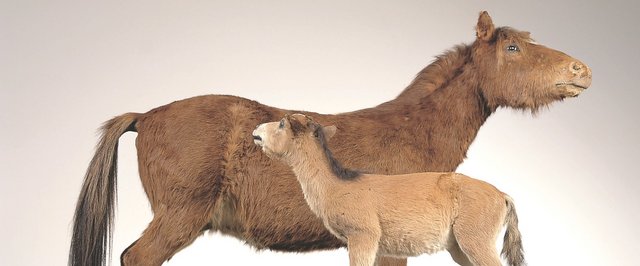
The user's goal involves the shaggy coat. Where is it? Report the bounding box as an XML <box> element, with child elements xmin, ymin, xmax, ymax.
<box><xmin>253</xmin><ymin>114</ymin><xmax>525</xmax><ymax>266</ymax></box>
<box><xmin>69</xmin><ymin>11</ymin><xmax>591</xmax><ymax>266</ymax></box>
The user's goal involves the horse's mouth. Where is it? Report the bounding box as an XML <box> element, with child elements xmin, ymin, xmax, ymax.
<box><xmin>556</xmin><ymin>83</ymin><xmax>587</xmax><ymax>97</ymax></box>
<box><xmin>253</xmin><ymin>135</ymin><xmax>263</xmax><ymax>145</ymax></box>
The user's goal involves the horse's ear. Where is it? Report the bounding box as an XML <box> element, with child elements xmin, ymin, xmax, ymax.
<box><xmin>322</xmin><ymin>125</ymin><xmax>337</xmax><ymax>140</ymax></box>
<box><xmin>476</xmin><ymin>11</ymin><xmax>495</xmax><ymax>42</ymax></box>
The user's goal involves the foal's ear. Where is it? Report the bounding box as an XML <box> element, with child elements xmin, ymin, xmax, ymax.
<box><xmin>476</xmin><ymin>11</ymin><xmax>495</xmax><ymax>42</ymax></box>
<box><xmin>322</xmin><ymin>125</ymin><xmax>337</xmax><ymax>140</ymax></box>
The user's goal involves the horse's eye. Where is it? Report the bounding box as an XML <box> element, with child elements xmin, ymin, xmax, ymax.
<box><xmin>507</xmin><ymin>44</ymin><xmax>519</xmax><ymax>52</ymax></box>
<box><xmin>279</xmin><ymin>119</ymin><xmax>285</xmax><ymax>129</ymax></box>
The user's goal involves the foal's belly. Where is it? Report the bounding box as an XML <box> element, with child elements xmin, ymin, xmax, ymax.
<box><xmin>375</xmin><ymin>206</ymin><xmax>455</xmax><ymax>258</ymax></box>
<box><xmin>377</xmin><ymin>226</ymin><xmax>452</xmax><ymax>257</ymax></box>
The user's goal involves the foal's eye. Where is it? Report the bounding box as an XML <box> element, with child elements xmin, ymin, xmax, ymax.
<box><xmin>279</xmin><ymin>119</ymin><xmax>285</xmax><ymax>129</ymax></box>
<box><xmin>506</xmin><ymin>44</ymin><xmax>520</xmax><ymax>52</ymax></box>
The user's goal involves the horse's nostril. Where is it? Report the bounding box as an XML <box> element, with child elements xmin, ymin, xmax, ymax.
<box><xmin>253</xmin><ymin>135</ymin><xmax>262</xmax><ymax>141</ymax></box>
<box><xmin>569</xmin><ymin>62</ymin><xmax>586</xmax><ymax>75</ymax></box>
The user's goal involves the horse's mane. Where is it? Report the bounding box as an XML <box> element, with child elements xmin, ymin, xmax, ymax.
<box><xmin>383</xmin><ymin>44</ymin><xmax>473</xmax><ymax>106</ymax></box>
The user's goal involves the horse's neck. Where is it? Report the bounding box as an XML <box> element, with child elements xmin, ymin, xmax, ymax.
<box><xmin>363</xmin><ymin>66</ymin><xmax>492</xmax><ymax>172</ymax></box>
<box><xmin>415</xmin><ymin>70</ymin><xmax>491</xmax><ymax>171</ymax></box>
<box><xmin>286</xmin><ymin>149</ymin><xmax>338</xmax><ymax>218</ymax></box>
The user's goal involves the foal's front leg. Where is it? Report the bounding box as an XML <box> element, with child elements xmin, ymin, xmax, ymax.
<box><xmin>347</xmin><ymin>234</ymin><xmax>380</xmax><ymax>266</ymax></box>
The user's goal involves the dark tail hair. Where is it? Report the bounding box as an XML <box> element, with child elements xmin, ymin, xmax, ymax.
<box><xmin>501</xmin><ymin>195</ymin><xmax>526</xmax><ymax>266</ymax></box>
<box><xmin>69</xmin><ymin>113</ymin><xmax>138</xmax><ymax>266</ymax></box>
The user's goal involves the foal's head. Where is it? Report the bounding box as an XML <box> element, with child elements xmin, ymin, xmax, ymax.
<box><xmin>253</xmin><ymin>114</ymin><xmax>337</xmax><ymax>160</ymax></box>
<box><xmin>471</xmin><ymin>11</ymin><xmax>592</xmax><ymax>111</ymax></box>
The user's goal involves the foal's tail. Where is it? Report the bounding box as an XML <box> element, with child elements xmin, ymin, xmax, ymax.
<box><xmin>69</xmin><ymin>113</ymin><xmax>139</xmax><ymax>266</ymax></box>
<box><xmin>501</xmin><ymin>195</ymin><xmax>526</xmax><ymax>266</ymax></box>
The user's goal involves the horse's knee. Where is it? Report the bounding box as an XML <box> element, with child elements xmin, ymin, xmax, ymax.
<box><xmin>120</xmin><ymin>239</ymin><xmax>153</xmax><ymax>266</ymax></box>
<box><xmin>120</xmin><ymin>239</ymin><xmax>136</xmax><ymax>266</ymax></box>
<box><xmin>120</xmin><ymin>250</ymin><xmax>133</xmax><ymax>266</ymax></box>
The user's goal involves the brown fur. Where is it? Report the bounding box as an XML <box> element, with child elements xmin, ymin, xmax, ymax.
<box><xmin>253</xmin><ymin>114</ymin><xmax>525</xmax><ymax>266</ymax></box>
<box><xmin>69</xmin><ymin>11</ymin><xmax>590</xmax><ymax>266</ymax></box>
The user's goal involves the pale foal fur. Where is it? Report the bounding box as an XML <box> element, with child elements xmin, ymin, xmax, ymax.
<box><xmin>253</xmin><ymin>114</ymin><xmax>525</xmax><ymax>266</ymax></box>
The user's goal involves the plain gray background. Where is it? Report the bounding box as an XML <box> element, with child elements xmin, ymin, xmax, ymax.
<box><xmin>2</xmin><ymin>0</ymin><xmax>639</xmax><ymax>265</ymax></box>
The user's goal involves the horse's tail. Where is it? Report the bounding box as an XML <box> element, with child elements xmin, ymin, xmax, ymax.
<box><xmin>501</xmin><ymin>194</ymin><xmax>526</xmax><ymax>266</ymax></box>
<box><xmin>69</xmin><ymin>113</ymin><xmax>139</xmax><ymax>266</ymax></box>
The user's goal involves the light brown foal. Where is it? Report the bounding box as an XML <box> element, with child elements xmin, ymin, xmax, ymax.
<box><xmin>253</xmin><ymin>114</ymin><xmax>525</xmax><ymax>266</ymax></box>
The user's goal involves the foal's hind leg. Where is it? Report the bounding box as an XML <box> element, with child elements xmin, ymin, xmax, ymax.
<box><xmin>452</xmin><ymin>218</ymin><xmax>503</xmax><ymax>266</ymax></box>
<box><xmin>446</xmin><ymin>240</ymin><xmax>473</xmax><ymax>266</ymax></box>
<box><xmin>120</xmin><ymin>203</ymin><xmax>213</xmax><ymax>266</ymax></box>
<box><xmin>452</xmin><ymin>207</ymin><xmax>505</xmax><ymax>265</ymax></box>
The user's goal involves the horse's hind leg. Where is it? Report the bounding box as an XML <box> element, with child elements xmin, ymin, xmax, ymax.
<box><xmin>120</xmin><ymin>202</ymin><xmax>213</xmax><ymax>266</ymax></box>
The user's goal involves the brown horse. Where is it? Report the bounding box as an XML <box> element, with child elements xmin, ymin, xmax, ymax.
<box><xmin>69</xmin><ymin>11</ymin><xmax>591</xmax><ymax>266</ymax></box>
<box><xmin>253</xmin><ymin>113</ymin><xmax>525</xmax><ymax>266</ymax></box>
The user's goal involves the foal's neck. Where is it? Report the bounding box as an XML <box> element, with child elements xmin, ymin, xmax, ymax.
<box><xmin>285</xmin><ymin>141</ymin><xmax>344</xmax><ymax>218</ymax></box>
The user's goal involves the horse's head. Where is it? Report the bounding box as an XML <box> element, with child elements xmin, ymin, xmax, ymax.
<box><xmin>253</xmin><ymin>114</ymin><xmax>336</xmax><ymax>159</ymax></box>
<box><xmin>472</xmin><ymin>11</ymin><xmax>592</xmax><ymax>111</ymax></box>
